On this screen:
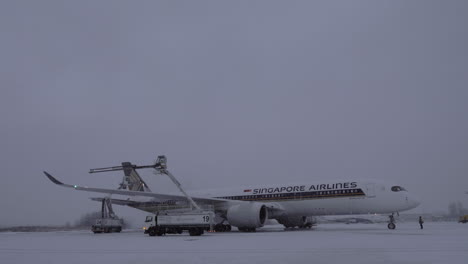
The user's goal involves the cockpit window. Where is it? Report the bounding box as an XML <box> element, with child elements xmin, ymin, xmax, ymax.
<box><xmin>391</xmin><ymin>186</ymin><xmax>406</xmax><ymax>192</ymax></box>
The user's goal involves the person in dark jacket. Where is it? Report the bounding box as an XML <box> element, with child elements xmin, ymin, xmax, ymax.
<box><xmin>418</xmin><ymin>216</ymin><xmax>424</xmax><ymax>229</ymax></box>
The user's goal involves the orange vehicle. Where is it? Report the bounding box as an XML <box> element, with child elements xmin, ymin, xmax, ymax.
<box><xmin>459</xmin><ymin>215</ymin><xmax>468</xmax><ymax>223</ymax></box>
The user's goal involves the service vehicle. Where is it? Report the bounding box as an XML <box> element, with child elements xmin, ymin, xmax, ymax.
<box><xmin>459</xmin><ymin>215</ymin><xmax>468</xmax><ymax>223</ymax></box>
<box><xmin>144</xmin><ymin>211</ymin><xmax>214</xmax><ymax>236</ymax></box>
<box><xmin>92</xmin><ymin>218</ymin><xmax>123</xmax><ymax>233</ymax></box>
<box><xmin>91</xmin><ymin>198</ymin><xmax>123</xmax><ymax>233</ymax></box>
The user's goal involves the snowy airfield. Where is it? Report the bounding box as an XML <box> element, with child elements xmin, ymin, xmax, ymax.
<box><xmin>1</xmin><ymin>222</ymin><xmax>467</xmax><ymax>264</ymax></box>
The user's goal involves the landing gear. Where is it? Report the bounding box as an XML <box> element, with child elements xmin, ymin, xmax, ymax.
<box><xmin>238</xmin><ymin>227</ymin><xmax>256</xmax><ymax>232</ymax></box>
<box><xmin>388</xmin><ymin>213</ymin><xmax>396</xmax><ymax>230</ymax></box>
<box><xmin>283</xmin><ymin>224</ymin><xmax>312</xmax><ymax>230</ymax></box>
<box><xmin>214</xmin><ymin>224</ymin><xmax>232</xmax><ymax>232</ymax></box>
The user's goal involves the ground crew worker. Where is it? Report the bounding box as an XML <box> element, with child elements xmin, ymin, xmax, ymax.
<box><xmin>418</xmin><ymin>216</ymin><xmax>424</xmax><ymax>229</ymax></box>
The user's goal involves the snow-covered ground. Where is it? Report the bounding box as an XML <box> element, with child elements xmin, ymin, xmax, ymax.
<box><xmin>1</xmin><ymin>222</ymin><xmax>467</xmax><ymax>264</ymax></box>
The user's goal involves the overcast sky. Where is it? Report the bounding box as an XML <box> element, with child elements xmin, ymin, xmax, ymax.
<box><xmin>1</xmin><ymin>0</ymin><xmax>467</xmax><ymax>226</ymax></box>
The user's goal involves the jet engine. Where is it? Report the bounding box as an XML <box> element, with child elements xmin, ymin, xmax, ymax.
<box><xmin>277</xmin><ymin>216</ymin><xmax>314</xmax><ymax>228</ymax></box>
<box><xmin>226</xmin><ymin>202</ymin><xmax>268</xmax><ymax>231</ymax></box>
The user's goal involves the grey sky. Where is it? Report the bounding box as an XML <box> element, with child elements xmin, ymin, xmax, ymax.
<box><xmin>1</xmin><ymin>0</ymin><xmax>467</xmax><ymax>226</ymax></box>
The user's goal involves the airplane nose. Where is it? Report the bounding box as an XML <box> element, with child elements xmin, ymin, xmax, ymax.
<box><xmin>407</xmin><ymin>194</ymin><xmax>421</xmax><ymax>209</ymax></box>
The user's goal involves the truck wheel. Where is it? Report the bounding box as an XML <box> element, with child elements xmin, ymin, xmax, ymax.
<box><xmin>149</xmin><ymin>229</ymin><xmax>157</xmax><ymax>236</ymax></box>
<box><xmin>189</xmin><ymin>228</ymin><xmax>201</xmax><ymax>236</ymax></box>
<box><xmin>156</xmin><ymin>229</ymin><xmax>165</xmax><ymax>236</ymax></box>
<box><xmin>198</xmin><ymin>228</ymin><xmax>204</xmax><ymax>235</ymax></box>
<box><xmin>387</xmin><ymin>223</ymin><xmax>396</xmax><ymax>230</ymax></box>
<box><xmin>189</xmin><ymin>228</ymin><xmax>196</xmax><ymax>236</ymax></box>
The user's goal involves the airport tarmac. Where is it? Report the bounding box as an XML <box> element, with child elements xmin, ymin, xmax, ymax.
<box><xmin>1</xmin><ymin>222</ymin><xmax>467</xmax><ymax>264</ymax></box>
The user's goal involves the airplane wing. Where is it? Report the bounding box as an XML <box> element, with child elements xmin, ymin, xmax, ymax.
<box><xmin>44</xmin><ymin>171</ymin><xmax>228</xmax><ymax>205</ymax></box>
<box><xmin>90</xmin><ymin>197</ymin><xmax>140</xmax><ymax>206</ymax></box>
<box><xmin>89</xmin><ymin>197</ymin><xmax>196</xmax><ymax>211</ymax></box>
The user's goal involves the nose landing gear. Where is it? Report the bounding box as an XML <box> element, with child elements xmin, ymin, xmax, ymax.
<box><xmin>387</xmin><ymin>213</ymin><xmax>396</xmax><ymax>229</ymax></box>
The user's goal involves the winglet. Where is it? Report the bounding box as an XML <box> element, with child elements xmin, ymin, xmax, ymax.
<box><xmin>43</xmin><ymin>171</ymin><xmax>64</xmax><ymax>185</ymax></box>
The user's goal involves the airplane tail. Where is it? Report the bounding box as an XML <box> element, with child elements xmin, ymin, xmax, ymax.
<box><xmin>119</xmin><ymin>162</ymin><xmax>152</xmax><ymax>192</ymax></box>
<box><xmin>88</xmin><ymin>161</ymin><xmax>153</xmax><ymax>192</ymax></box>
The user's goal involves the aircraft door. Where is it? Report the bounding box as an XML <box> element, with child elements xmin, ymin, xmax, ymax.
<box><xmin>365</xmin><ymin>183</ymin><xmax>376</xmax><ymax>198</ymax></box>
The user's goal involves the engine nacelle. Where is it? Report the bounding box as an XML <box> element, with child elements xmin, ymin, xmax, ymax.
<box><xmin>277</xmin><ymin>216</ymin><xmax>314</xmax><ymax>228</ymax></box>
<box><xmin>226</xmin><ymin>202</ymin><xmax>268</xmax><ymax>229</ymax></box>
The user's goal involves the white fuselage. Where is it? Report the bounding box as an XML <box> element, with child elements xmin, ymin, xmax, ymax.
<box><xmin>188</xmin><ymin>180</ymin><xmax>420</xmax><ymax>217</ymax></box>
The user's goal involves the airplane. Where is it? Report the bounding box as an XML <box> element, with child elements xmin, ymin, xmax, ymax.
<box><xmin>44</xmin><ymin>163</ymin><xmax>420</xmax><ymax>231</ymax></box>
